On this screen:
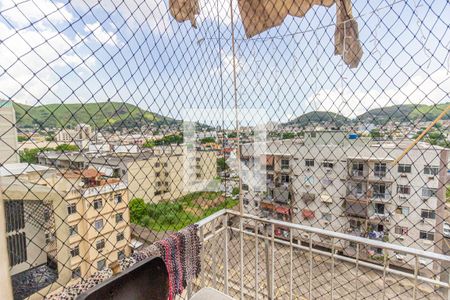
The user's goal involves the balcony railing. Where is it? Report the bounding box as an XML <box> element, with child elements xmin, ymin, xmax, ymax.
<box><xmin>193</xmin><ymin>209</ymin><xmax>450</xmax><ymax>299</ymax></box>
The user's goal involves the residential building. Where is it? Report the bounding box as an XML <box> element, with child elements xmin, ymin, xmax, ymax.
<box><xmin>241</xmin><ymin>131</ymin><xmax>448</xmax><ymax>273</ymax></box>
<box><xmin>0</xmin><ymin>177</ymin><xmax>71</xmax><ymax>299</ymax></box>
<box><xmin>0</xmin><ymin>100</ymin><xmax>19</xmax><ymax>164</ymax></box>
<box><xmin>58</xmin><ymin>168</ymin><xmax>131</xmax><ymax>278</ymax></box>
<box><xmin>38</xmin><ymin>146</ymin><xmax>218</xmax><ymax>204</ymax></box>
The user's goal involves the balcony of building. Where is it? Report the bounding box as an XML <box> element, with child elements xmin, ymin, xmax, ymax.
<box><xmin>41</xmin><ymin>209</ymin><xmax>450</xmax><ymax>300</ymax></box>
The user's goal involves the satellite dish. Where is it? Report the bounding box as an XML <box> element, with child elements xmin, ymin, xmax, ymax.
<box><xmin>79</xmin><ymin>182</ymin><xmax>85</xmax><ymax>187</ymax></box>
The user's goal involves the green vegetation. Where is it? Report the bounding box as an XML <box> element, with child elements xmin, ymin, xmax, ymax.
<box><xmin>446</xmin><ymin>185</ymin><xmax>450</xmax><ymax>203</ymax></box>
<box><xmin>231</xmin><ymin>187</ymin><xmax>240</xmax><ymax>196</ymax></box>
<box><xmin>281</xmin><ymin>132</ymin><xmax>296</xmax><ymax>139</ymax></box>
<box><xmin>285</xmin><ymin>111</ymin><xmax>350</xmax><ymax>127</ymax></box>
<box><xmin>17</xmin><ymin>136</ymin><xmax>29</xmax><ymax>142</ymax></box>
<box><xmin>414</xmin><ymin>129</ymin><xmax>449</xmax><ymax>148</ymax></box>
<box><xmin>199</xmin><ymin>137</ymin><xmax>215</xmax><ymax>144</ymax></box>
<box><xmin>13</xmin><ymin>101</ymin><xmax>179</xmax><ymax>130</ymax></box>
<box><xmin>129</xmin><ymin>192</ymin><xmax>238</xmax><ymax>231</ymax></box>
<box><xmin>217</xmin><ymin>157</ymin><xmax>229</xmax><ymax>172</ymax></box>
<box><xmin>369</xmin><ymin>129</ymin><xmax>382</xmax><ymax>138</ymax></box>
<box><xmin>143</xmin><ymin>134</ymin><xmax>184</xmax><ymax>148</ymax></box>
<box><xmin>19</xmin><ymin>144</ymin><xmax>79</xmax><ymax>164</ymax></box>
<box><xmin>356</xmin><ymin>102</ymin><xmax>450</xmax><ymax>125</ymax></box>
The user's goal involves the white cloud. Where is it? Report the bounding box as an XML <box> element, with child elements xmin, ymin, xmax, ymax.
<box><xmin>0</xmin><ymin>0</ymin><xmax>73</xmax><ymax>27</ymax></box>
<box><xmin>84</xmin><ymin>22</ymin><xmax>122</xmax><ymax>46</ymax></box>
<box><xmin>0</xmin><ymin>20</ymin><xmax>95</xmax><ymax>104</ymax></box>
<box><xmin>308</xmin><ymin>69</ymin><xmax>450</xmax><ymax>118</ymax></box>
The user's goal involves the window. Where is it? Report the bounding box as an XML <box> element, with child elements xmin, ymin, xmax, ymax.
<box><xmin>352</xmin><ymin>162</ymin><xmax>364</xmax><ymax>176</ymax></box>
<box><xmin>374</xmin><ymin>163</ymin><xmax>386</xmax><ymax>177</ymax></box>
<box><xmin>281</xmin><ymin>159</ymin><xmax>290</xmax><ymax>169</ymax></box>
<box><xmin>372</xmin><ymin>183</ymin><xmax>386</xmax><ymax>197</ymax></box>
<box><xmin>397</xmin><ymin>185</ymin><xmax>410</xmax><ymax>195</ymax></box>
<box><xmin>69</xmin><ymin>225</ymin><xmax>78</xmax><ymax>236</ymax></box>
<box><xmin>196</xmin><ymin>157</ymin><xmax>201</xmax><ymax>162</ymax></box>
<box><xmin>421</xmin><ymin>209</ymin><xmax>435</xmax><ymax>219</ymax></box>
<box><xmin>424</xmin><ymin>165</ymin><xmax>439</xmax><ymax>176</ymax></box>
<box><xmin>310</xmin><ymin>132</ymin><xmax>316</xmax><ymax>138</ymax></box>
<box><xmin>118</xmin><ymin>250</ymin><xmax>125</xmax><ymax>260</ymax></box>
<box><xmin>155</xmin><ymin>162</ymin><xmax>160</xmax><ymax>168</ymax></box>
<box><xmin>322</xmin><ymin>161</ymin><xmax>334</xmax><ymax>169</ymax></box>
<box><xmin>117</xmin><ymin>232</ymin><xmax>125</xmax><ymax>242</ymax></box>
<box><xmin>281</xmin><ymin>174</ymin><xmax>290</xmax><ymax>184</ymax></box>
<box><xmin>398</xmin><ymin>164</ymin><xmax>411</xmax><ymax>173</ymax></box>
<box><xmin>93</xmin><ymin>199</ymin><xmax>103</xmax><ymax>210</ymax></box>
<box><xmin>67</xmin><ymin>203</ymin><xmax>77</xmax><ymax>215</ymax></box>
<box><xmin>71</xmin><ymin>245</ymin><xmax>80</xmax><ymax>257</ymax></box>
<box><xmin>374</xmin><ymin>203</ymin><xmax>385</xmax><ymax>215</ymax></box>
<box><xmin>422</xmin><ymin>187</ymin><xmax>437</xmax><ymax>198</ymax></box>
<box><xmin>419</xmin><ymin>231</ymin><xmax>434</xmax><ymax>241</ymax></box>
<box><xmin>96</xmin><ymin>239</ymin><xmax>105</xmax><ymax>251</ymax></box>
<box><xmin>72</xmin><ymin>267</ymin><xmax>81</xmax><ymax>279</ymax></box>
<box><xmin>394</xmin><ymin>226</ymin><xmax>408</xmax><ymax>235</ymax></box>
<box><xmin>164</xmin><ymin>172</ymin><xmax>169</xmax><ymax>176</ymax></box>
<box><xmin>305</xmin><ymin>159</ymin><xmax>314</xmax><ymax>167</ymax></box>
<box><xmin>321</xmin><ymin>212</ymin><xmax>332</xmax><ymax>222</ymax></box>
<box><xmin>163</xmin><ymin>162</ymin><xmax>168</xmax><ymax>167</ymax></box>
<box><xmin>114</xmin><ymin>193</ymin><xmax>122</xmax><ymax>204</ymax></box>
<box><xmin>395</xmin><ymin>206</ymin><xmax>409</xmax><ymax>216</ymax></box>
<box><xmin>97</xmin><ymin>259</ymin><xmax>106</xmax><ymax>270</ymax></box>
<box><xmin>196</xmin><ymin>173</ymin><xmax>201</xmax><ymax>179</ymax></box>
<box><xmin>115</xmin><ymin>213</ymin><xmax>123</xmax><ymax>223</ymax></box>
<box><xmin>5</xmin><ymin>201</ymin><xmax>25</xmax><ymax>232</ymax></box>
<box><xmin>7</xmin><ymin>233</ymin><xmax>27</xmax><ymax>266</ymax></box>
<box><xmin>94</xmin><ymin>219</ymin><xmax>104</xmax><ymax>231</ymax></box>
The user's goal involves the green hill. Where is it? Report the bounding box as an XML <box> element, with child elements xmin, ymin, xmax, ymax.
<box><xmin>356</xmin><ymin>103</ymin><xmax>449</xmax><ymax>125</ymax></box>
<box><xmin>285</xmin><ymin>111</ymin><xmax>350</xmax><ymax>127</ymax></box>
<box><xmin>13</xmin><ymin>102</ymin><xmax>180</xmax><ymax>130</ymax></box>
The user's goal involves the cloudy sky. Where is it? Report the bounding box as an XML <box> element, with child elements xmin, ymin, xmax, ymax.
<box><xmin>0</xmin><ymin>0</ymin><xmax>448</xmax><ymax>126</ymax></box>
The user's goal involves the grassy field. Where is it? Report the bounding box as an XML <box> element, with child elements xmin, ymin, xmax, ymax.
<box><xmin>130</xmin><ymin>192</ymin><xmax>238</xmax><ymax>232</ymax></box>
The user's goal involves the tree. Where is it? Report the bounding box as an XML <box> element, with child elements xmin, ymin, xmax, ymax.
<box><xmin>55</xmin><ymin>144</ymin><xmax>78</xmax><ymax>152</ymax></box>
<box><xmin>281</xmin><ymin>132</ymin><xmax>295</xmax><ymax>139</ymax></box>
<box><xmin>217</xmin><ymin>157</ymin><xmax>229</xmax><ymax>172</ymax></box>
<box><xmin>129</xmin><ymin>198</ymin><xmax>148</xmax><ymax>224</ymax></box>
<box><xmin>20</xmin><ymin>148</ymin><xmax>42</xmax><ymax>164</ymax></box>
<box><xmin>17</xmin><ymin>136</ymin><xmax>29</xmax><ymax>142</ymax></box>
<box><xmin>143</xmin><ymin>139</ymin><xmax>156</xmax><ymax>148</ymax></box>
<box><xmin>199</xmin><ymin>137</ymin><xmax>215</xmax><ymax>144</ymax></box>
<box><xmin>232</xmin><ymin>187</ymin><xmax>240</xmax><ymax>196</ymax></box>
<box><xmin>370</xmin><ymin>129</ymin><xmax>382</xmax><ymax>138</ymax></box>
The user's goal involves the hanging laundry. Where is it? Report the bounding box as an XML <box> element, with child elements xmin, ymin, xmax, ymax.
<box><xmin>237</xmin><ymin>0</ymin><xmax>363</xmax><ymax>68</ymax></box>
<box><xmin>334</xmin><ymin>0</ymin><xmax>363</xmax><ymax>68</ymax></box>
<box><xmin>45</xmin><ymin>225</ymin><xmax>201</xmax><ymax>300</ymax></box>
<box><xmin>238</xmin><ymin>0</ymin><xmax>334</xmax><ymax>38</ymax></box>
<box><xmin>169</xmin><ymin>0</ymin><xmax>199</xmax><ymax>28</ymax></box>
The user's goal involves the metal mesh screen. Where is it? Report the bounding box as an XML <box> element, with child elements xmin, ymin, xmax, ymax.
<box><xmin>0</xmin><ymin>0</ymin><xmax>449</xmax><ymax>299</ymax></box>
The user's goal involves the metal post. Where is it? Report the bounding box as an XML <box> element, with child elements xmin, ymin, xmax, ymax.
<box><xmin>264</xmin><ymin>224</ymin><xmax>273</xmax><ymax>299</ymax></box>
<box><xmin>255</xmin><ymin>221</ymin><xmax>259</xmax><ymax>299</ymax></box>
<box><xmin>223</xmin><ymin>215</ymin><xmax>229</xmax><ymax>295</ymax></box>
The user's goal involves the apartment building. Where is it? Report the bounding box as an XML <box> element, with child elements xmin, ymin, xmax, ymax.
<box><xmin>38</xmin><ymin>146</ymin><xmax>218</xmax><ymax>204</ymax></box>
<box><xmin>0</xmin><ymin>177</ymin><xmax>72</xmax><ymax>299</ymax></box>
<box><xmin>127</xmin><ymin>149</ymin><xmax>217</xmax><ymax>203</ymax></box>
<box><xmin>54</xmin><ymin>123</ymin><xmax>93</xmax><ymax>143</ymax></box>
<box><xmin>241</xmin><ymin>131</ymin><xmax>448</xmax><ymax>273</ymax></box>
<box><xmin>0</xmin><ymin>100</ymin><xmax>19</xmax><ymax>164</ymax></box>
<box><xmin>58</xmin><ymin>168</ymin><xmax>131</xmax><ymax>279</ymax></box>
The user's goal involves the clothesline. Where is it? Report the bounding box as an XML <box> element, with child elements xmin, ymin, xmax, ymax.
<box><xmin>197</xmin><ymin>0</ymin><xmax>406</xmax><ymax>42</ymax></box>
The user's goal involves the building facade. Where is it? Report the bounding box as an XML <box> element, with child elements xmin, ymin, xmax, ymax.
<box><xmin>241</xmin><ymin>131</ymin><xmax>448</xmax><ymax>273</ymax></box>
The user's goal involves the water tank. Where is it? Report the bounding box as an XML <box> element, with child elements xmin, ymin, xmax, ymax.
<box><xmin>348</xmin><ymin>133</ymin><xmax>358</xmax><ymax>140</ymax></box>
